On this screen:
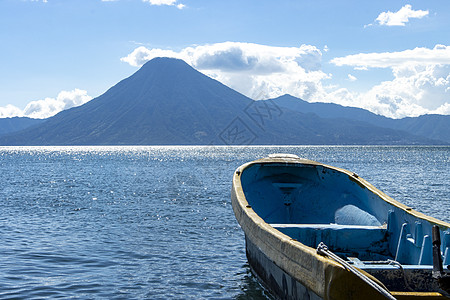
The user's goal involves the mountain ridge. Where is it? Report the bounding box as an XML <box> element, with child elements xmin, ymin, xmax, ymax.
<box><xmin>0</xmin><ymin>58</ymin><xmax>447</xmax><ymax>145</ymax></box>
<box><xmin>0</xmin><ymin>117</ymin><xmax>45</xmax><ymax>136</ymax></box>
<box><xmin>272</xmin><ymin>94</ymin><xmax>450</xmax><ymax>143</ymax></box>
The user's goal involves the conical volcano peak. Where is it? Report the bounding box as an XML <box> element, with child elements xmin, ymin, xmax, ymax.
<box><xmin>137</xmin><ymin>57</ymin><xmax>196</xmax><ymax>76</ymax></box>
<box><xmin>0</xmin><ymin>55</ymin><xmax>253</xmax><ymax>145</ymax></box>
<box><xmin>128</xmin><ymin>57</ymin><xmax>207</xmax><ymax>87</ymax></box>
<box><xmin>142</xmin><ymin>56</ymin><xmax>189</xmax><ymax>67</ymax></box>
<box><xmin>140</xmin><ymin>57</ymin><xmax>188</xmax><ymax>69</ymax></box>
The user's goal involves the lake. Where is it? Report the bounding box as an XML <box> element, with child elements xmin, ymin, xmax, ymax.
<box><xmin>0</xmin><ymin>146</ymin><xmax>448</xmax><ymax>299</ymax></box>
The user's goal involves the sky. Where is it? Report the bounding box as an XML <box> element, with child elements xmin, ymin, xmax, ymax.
<box><xmin>0</xmin><ymin>0</ymin><xmax>449</xmax><ymax>119</ymax></box>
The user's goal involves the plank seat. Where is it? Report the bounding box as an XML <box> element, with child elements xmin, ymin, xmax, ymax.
<box><xmin>270</xmin><ymin>223</ymin><xmax>388</xmax><ymax>256</ymax></box>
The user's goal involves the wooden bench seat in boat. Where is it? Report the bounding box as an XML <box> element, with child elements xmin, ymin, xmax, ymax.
<box><xmin>271</xmin><ymin>219</ymin><xmax>450</xmax><ymax>266</ymax></box>
<box><xmin>270</xmin><ymin>223</ymin><xmax>389</xmax><ymax>258</ymax></box>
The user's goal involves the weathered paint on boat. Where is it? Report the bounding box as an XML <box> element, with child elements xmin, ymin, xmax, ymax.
<box><xmin>231</xmin><ymin>154</ymin><xmax>450</xmax><ymax>299</ymax></box>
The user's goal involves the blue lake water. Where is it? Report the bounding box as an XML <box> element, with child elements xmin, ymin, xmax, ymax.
<box><xmin>0</xmin><ymin>146</ymin><xmax>449</xmax><ymax>299</ymax></box>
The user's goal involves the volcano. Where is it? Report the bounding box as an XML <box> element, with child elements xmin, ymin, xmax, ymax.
<box><xmin>0</xmin><ymin>58</ymin><xmax>442</xmax><ymax>145</ymax></box>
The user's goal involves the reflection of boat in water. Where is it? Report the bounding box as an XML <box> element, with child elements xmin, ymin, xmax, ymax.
<box><xmin>231</xmin><ymin>154</ymin><xmax>450</xmax><ymax>299</ymax></box>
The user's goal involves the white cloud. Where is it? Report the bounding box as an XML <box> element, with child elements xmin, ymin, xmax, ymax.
<box><xmin>360</xmin><ymin>64</ymin><xmax>450</xmax><ymax>118</ymax></box>
<box><xmin>374</xmin><ymin>5</ymin><xmax>429</xmax><ymax>26</ymax></box>
<box><xmin>0</xmin><ymin>105</ymin><xmax>24</xmax><ymax>118</ymax></box>
<box><xmin>347</xmin><ymin>74</ymin><xmax>357</xmax><ymax>82</ymax></box>
<box><xmin>330</xmin><ymin>45</ymin><xmax>450</xmax><ymax>118</ymax></box>
<box><xmin>144</xmin><ymin>0</ymin><xmax>176</xmax><ymax>4</ymax></box>
<box><xmin>434</xmin><ymin>103</ymin><xmax>450</xmax><ymax>115</ymax></box>
<box><xmin>121</xmin><ymin>42</ymin><xmax>450</xmax><ymax>118</ymax></box>
<box><xmin>190</xmin><ymin>43</ymin><xmax>329</xmax><ymax>100</ymax></box>
<box><xmin>121</xmin><ymin>46</ymin><xmax>182</xmax><ymax>67</ymax></box>
<box><xmin>0</xmin><ymin>89</ymin><xmax>92</xmax><ymax>119</ymax></box>
<box><xmin>142</xmin><ymin>0</ymin><xmax>185</xmax><ymax>9</ymax></box>
<box><xmin>331</xmin><ymin>45</ymin><xmax>450</xmax><ymax>69</ymax></box>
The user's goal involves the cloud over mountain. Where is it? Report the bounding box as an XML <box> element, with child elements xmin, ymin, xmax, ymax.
<box><xmin>121</xmin><ymin>42</ymin><xmax>329</xmax><ymax>101</ymax></box>
<box><xmin>0</xmin><ymin>105</ymin><xmax>23</xmax><ymax>119</ymax></box>
<box><xmin>371</xmin><ymin>65</ymin><xmax>450</xmax><ymax>117</ymax></box>
<box><xmin>122</xmin><ymin>42</ymin><xmax>450</xmax><ymax>119</ymax></box>
<box><xmin>331</xmin><ymin>45</ymin><xmax>450</xmax><ymax>118</ymax></box>
<box><xmin>0</xmin><ymin>89</ymin><xmax>92</xmax><ymax>119</ymax></box>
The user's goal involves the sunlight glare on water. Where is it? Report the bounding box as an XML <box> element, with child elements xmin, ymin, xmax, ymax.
<box><xmin>0</xmin><ymin>146</ymin><xmax>448</xmax><ymax>299</ymax></box>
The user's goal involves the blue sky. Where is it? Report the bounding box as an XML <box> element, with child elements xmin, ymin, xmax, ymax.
<box><xmin>1</xmin><ymin>0</ymin><xmax>449</xmax><ymax>119</ymax></box>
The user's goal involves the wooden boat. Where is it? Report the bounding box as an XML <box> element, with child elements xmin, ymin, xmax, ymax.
<box><xmin>231</xmin><ymin>154</ymin><xmax>450</xmax><ymax>299</ymax></box>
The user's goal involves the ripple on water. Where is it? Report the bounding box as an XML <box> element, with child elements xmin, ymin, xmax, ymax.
<box><xmin>0</xmin><ymin>146</ymin><xmax>448</xmax><ymax>299</ymax></box>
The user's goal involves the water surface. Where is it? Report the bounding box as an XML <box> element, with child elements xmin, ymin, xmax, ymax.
<box><xmin>0</xmin><ymin>146</ymin><xmax>448</xmax><ymax>299</ymax></box>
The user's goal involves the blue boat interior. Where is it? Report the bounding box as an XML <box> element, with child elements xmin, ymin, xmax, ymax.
<box><xmin>241</xmin><ymin>162</ymin><xmax>450</xmax><ymax>273</ymax></box>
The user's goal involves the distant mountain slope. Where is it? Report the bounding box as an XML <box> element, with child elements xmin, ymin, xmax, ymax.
<box><xmin>253</xmin><ymin>109</ymin><xmax>440</xmax><ymax>145</ymax></box>
<box><xmin>0</xmin><ymin>58</ymin><xmax>444</xmax><ymax>145</ymax></box>
<box><xmin>393</xmin><ymin>115</ymin><xmax>450</xmax><ymax>144</ymax></box>
<box><xmin>273</xmin><ymin>94</ymin><xmax>450</xmax><ymax>143</ymax></box>
<box><xmin>0</xmin><ymin>58</ymin><xmax>253</xmax><ymax>145</ymax></box>
<box><xmin>0</xmin><ymin>117</ymin><xmax>45</xmax><ymax>136</ymax></box>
